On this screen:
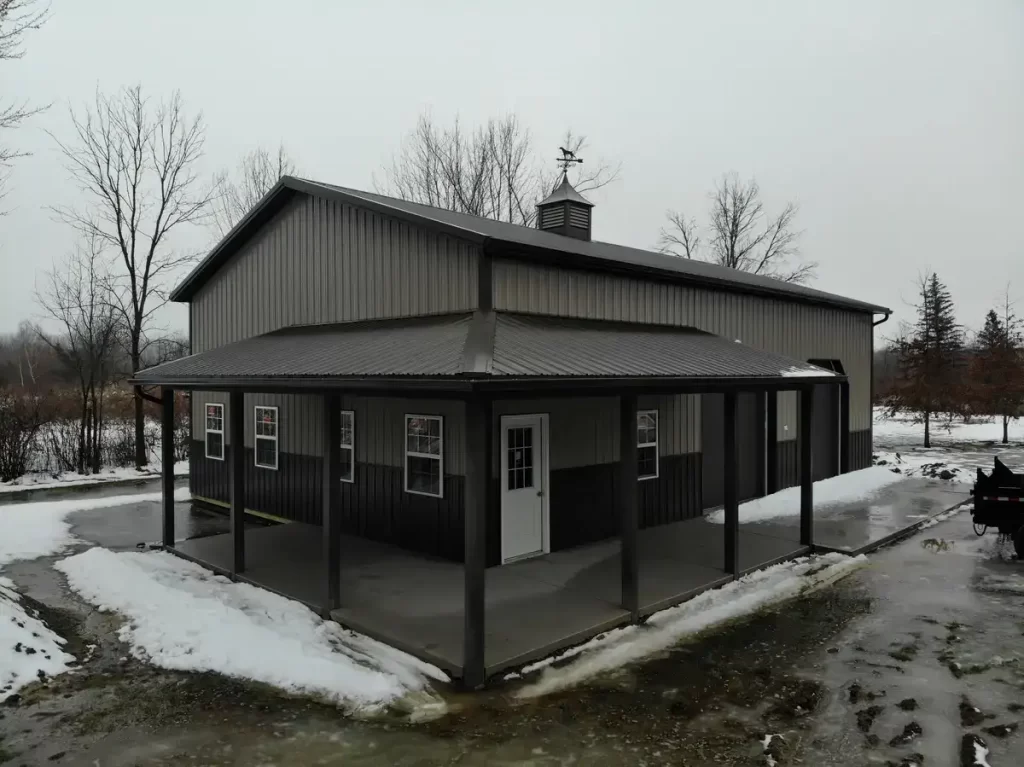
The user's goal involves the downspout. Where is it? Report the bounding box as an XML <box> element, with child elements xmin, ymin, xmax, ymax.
<box><xmin>869</xmin><ymin>310</ymin><xmax>892</xmax><ymax>466</ymax></box>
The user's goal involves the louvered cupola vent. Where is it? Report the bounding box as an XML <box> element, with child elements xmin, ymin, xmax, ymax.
<box><xmin>535</xmin><ymin>174</ymin><xmax>594</xmax><ymax>242</ymax></box>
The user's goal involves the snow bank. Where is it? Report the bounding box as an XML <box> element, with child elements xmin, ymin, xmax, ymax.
<box><xmin>707</xmin><ymin>467</ymin><xmax>905</xmax><ymax>524</ymax></box>
<box><xmin>515</xmin><ymin>552</ymin><xmax>865</xmax><ymax>698</ymax></box>
<box><xmin>0</xmin><ymin>486</ymin><xmax>191</xmax><ymax>567</ymax></box>
<box><xmin>0</xmin><ymin>577</ymin><xmax>75</xmax><ymax>697</ymax></box>
<box><xmin>55</xmin><ymin>548</ymin><xmax>448</xmax><ymax>718</ymax></box>
<box><xmin>874</xmin><ymin>407</ymin><xmax>1024</xmax><ymax>447</ymax></box>
<box><xmin>0</xmin><ymin>461</ymin><xmax>188</xmax><ymax>494</ymax></box>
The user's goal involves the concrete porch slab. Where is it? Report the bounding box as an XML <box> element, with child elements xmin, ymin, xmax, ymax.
<box><xmin>171</xmin><ymin>514</ymin><xmax>808</xmax><ymax>678</ymax></box>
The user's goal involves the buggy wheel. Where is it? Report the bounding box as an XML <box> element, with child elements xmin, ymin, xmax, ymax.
<box><xmin>973</xmin><ymin>522</ymin><xmax>988</xmax><ymax>536</ymax></box>
<box><xmin>1015</xmin><ymin>527</ymin><xmax>1024</xmax><ymax>560</ymax></box>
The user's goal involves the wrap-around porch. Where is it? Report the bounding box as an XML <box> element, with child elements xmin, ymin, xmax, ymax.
<box><xmin>139</xmin><ymin>311</ymin><xmax>849</xmax><ymax>687</ymax></box>
<box><xmin>155</xmin><ymin>379</ymin><xmax>840</xmax><ymax>687</ymax></box>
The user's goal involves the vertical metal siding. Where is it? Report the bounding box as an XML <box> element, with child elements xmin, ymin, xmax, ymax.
<box><xmin>493</xmin><ymin>393</ymin><xmax>699</xmax><ymax>472</ymax></box>
<box><xmin>191</xmin><ymin>392</ymin><xmax>465</xmax><ymax>473</ymax></box>
<box><xmin>190</xmin><ymin>194</ymin><xmax>479</xmax><ymax>355</ymax></box>
<box><xmin>492</xmin><ymin>259</ymin><xmax>873</xmax><ymax>433</ymax></box>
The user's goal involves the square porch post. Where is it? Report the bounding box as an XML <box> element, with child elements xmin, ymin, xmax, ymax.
<box><xmin>800</xmin><ymin>386</ymin><xmax>815</xmax><ymax>546</ymax></box>
<box><xmin>618</xmin><ymin>393</ymin><xmax>639</xmax><ymax>621</ymax></box>
<box><xmin>839</xmin><ymin>380</ymin><xmax>851</xmax><ymax>474</ymax></box>
<box><xmin>463</xmin><ymin>396</ymin><xmax>491</xmax><ymax>689</ymax></box>
<box><xmin>723</xmin><ymin>390</ymin><xmax>739</xmax><ymax>575</ymax></box>
<box><xmin>766</xmin><ymin>391</ymin><xmax>779</xmax><ymax>494</ymax></box>
<box><xmin>229</xmin><ymin>390</ymin><xmax>246</xmax><ymax>575</ymax></box>
<box><xmin>161</xmin><ymin>387</ymin><xmax>175</xmax><ymax>547</ymax></box>
<box><xmin>754</xmin><ymin>391</ymin><xmax>767</xmax><ymax>497</ymax></box>
<box><xmin>322</xmin><ymin>392</ymin><xmax>342</xmax><ymax>611</ymax></box>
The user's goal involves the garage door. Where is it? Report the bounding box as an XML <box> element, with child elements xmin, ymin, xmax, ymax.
<box><xmin>702</xmin><ymin>393</ymin><xmax>764</xmax><ymax>510</ymax></box>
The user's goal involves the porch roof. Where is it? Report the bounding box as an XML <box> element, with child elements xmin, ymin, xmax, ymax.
<box><xmin>134</xmin><ymin>311</ymin><xmax>841</xmax><ymax>391</ymax></box>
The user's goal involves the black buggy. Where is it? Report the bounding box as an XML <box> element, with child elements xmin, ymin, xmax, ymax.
<box><xmin>971</xmin><ymin>457</ymin><xmax>1024</xmax><ymax>558</ymax></box>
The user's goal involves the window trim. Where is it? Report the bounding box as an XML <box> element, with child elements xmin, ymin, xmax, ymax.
<box><xmin>340</xmin><ymin>409</ymin><xmax>355</xmax><ymax>483</ymax></box>
<box><xmin>637</xmin><ymin>408</ymin><xmax>659</xmax><ymax>481</ymax></box>
<box><xmin>204</xmin><ymin>402</ymin><xmax>225</xmax><ymax>461</ymax></box>
<box><xmin>254</xmin><ymin>405</ymin><xmax>279</xmax><ymax>470</ymax></box>
<box><xmin>404</xmin><ymin>414</ymin><xmax>444</xmax><ymax>498</ymax></box>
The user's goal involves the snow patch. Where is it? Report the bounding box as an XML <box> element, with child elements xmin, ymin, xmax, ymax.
<box><xmin>780</xmin><ymin>365</ymin><xmax>833</xmax><ymax>377</ymax></box>
<box><xmin>707</xmin><ymin>467</ymin><xmax>905</xmax><ymax>524</ymax></box>
<box><xmin>974</xmin><ymin>739</ymin><xmax>992</xmax><ymax>767</ymax></box>
<box><xmin>0</xmin><ymin>486</ymin><xmax>191</xmax><ymax>567</ymax></box>
<box><xmin>1</xmin><ymin>461</ymin><xmax>189</xmax><ymax>494</ymax></box>
<box><xmin>918</xmin><ymin>505</ymin><xmax>964</xmax><ymax>530</ymax></box>
<box><xmin>515</xmin><ymin>553</ymin><xmax>865</xmax><ymax>698</ymax></box>
<box><xmin>55</xmin><ymin>548</ymin><xmax>448</xmax><ymax>718</ymax></box>
<box><xmin>0</xmin><ymin>577</ymin><xmax>75</xmax><ymax>697</ymax></box>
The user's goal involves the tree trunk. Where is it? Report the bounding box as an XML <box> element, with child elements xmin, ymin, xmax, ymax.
<box><xmin>132</xmin><ymin>339</ymin><xmax>148</xmax><ymax>469</ymax></box>
<box><xmin>1004</xmin><ymin>415</ymin><xmax>1009</xmax><ymax>445</ymax></box>
<box><xmin>91</xmin><ymin>389</ymin><xmax>101</xmax><ymax>473</ymax></box>
<box><xmin>78</xmin><ymin>392</ymin><xmax>88</xmax><ymax>475</ymax></box>
<box><xmin>924</xmin><ymin>411</ymin><xmax>931</xmax><ymax>448</ymax></box>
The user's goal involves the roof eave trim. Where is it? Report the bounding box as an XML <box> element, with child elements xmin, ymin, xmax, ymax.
<box><xmin>484</xmin><ymin>240</ymin><xmax>889</xmax><ymax>315</ymax></box>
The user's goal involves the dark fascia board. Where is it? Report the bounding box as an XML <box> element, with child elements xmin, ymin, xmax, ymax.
<box><xmin>484</xmin><ymin>239</ymin><xmax>887</xmax><ymax>316</ymax></box>
<box><xmin>170</xmin><ymin>180</ymin><xmax>297</xmax><ymax>302</ymax></box>
<box><xmin>132</xmin><ymin>372</ymin><xmax>841</xmax><ymax>396</ymax></box>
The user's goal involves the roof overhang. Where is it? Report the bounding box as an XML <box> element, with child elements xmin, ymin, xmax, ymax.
<box><xmin>133</xmin><ymin>311</ymin><xmax>846</xmax><ymax>394</ymax></box>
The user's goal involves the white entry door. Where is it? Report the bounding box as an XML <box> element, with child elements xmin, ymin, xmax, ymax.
<box><xmin>500</xmin><ymin>414</ymin><xmax>549</xmax><ymax>563</ymax></box>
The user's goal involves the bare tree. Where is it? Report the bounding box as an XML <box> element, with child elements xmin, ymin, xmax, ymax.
<box><xmin>50</xmin><ymin>85</ymin><xmax>215</xmax><ymax>468</ymax></box>
<box><xmin>379</xmin><ymin>113</ymin><xmax>619</xmax><ymax>226</ymax></box>
<box><xmin>212</xmin><ymin>144</ymin><xmax>295</xmax><ymax>236</ymax></box>
<box><xmin>37</xmin><ymin>238</ymin><xmax>123</xmax><ymax>474</ymax></box>
<box><xmin>0</xmin><ymin>0</ymin><xmax>49</xmax><ymax>203</ymax></box>
<box><xmin>658</xmin><ymin>173</ymin><xmax>816</xmax><ymax>284</ymax></box>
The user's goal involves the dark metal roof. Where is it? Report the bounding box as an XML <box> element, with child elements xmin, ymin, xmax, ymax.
<box><xmin>536</xmin><ymin>175</ymin><xmax>594</xmax><ymax>208</ymax></box>
<box><xmin>134</xmin><ymin>311</ymin><xmax>839</xmax><ymax>389</ymax></box>
<box><xmin>136</xmin><ymin>314</ymin><xmax>474</xmax><ymax>382</ymax></box>
<box><xmin>490</xmin><ymin>314</ymin><xmax>836</xmax><ymax>379</ymax></box>
<box><xmin>169</xmin><ymin>176</ymin><xmax>889</xmax><ymax>315</ymax></box>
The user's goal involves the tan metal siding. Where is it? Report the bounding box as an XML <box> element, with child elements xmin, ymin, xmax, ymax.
<box><xmin>191</xmin><ymin>194</ymin><xmax>479</xmax><ymax>354</ymax></box>
<box><xmin>492</xmin><ymin>259</ymin><xmax>873</xmax><ymax>433</ymax></box>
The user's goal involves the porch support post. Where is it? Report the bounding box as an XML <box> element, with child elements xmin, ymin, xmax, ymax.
<box><xmin>800</xmin><ymin>386</ymin><xmax>815</xmax><ymax>546</ymax></box>
<box><xmin>839</xmin><ymin>380</ymin><xmax>851</xmax><ymax>474</ymax></box>
<box><xmin>766</xmin><ymin>391</ymin><xmax>779</xmax><ymax>494</ymax></box>
<box><xmin>229</xmin><ymin>390</ymin><xmax>246</xmax><ymax>575</ymax></box>
<box><xmin>723</xmin><ymin>390</ymin><xmax>739</xmax><ymax>575</ymax></box>
<box><xmin>619</xmin><ymin>393</ymin><xmax>639</xmax><ymax>621</ymax></box>
<box><xmin>754</xmin><ymin>391</ymin><xmax>767</xmax><ymax>498</ymax></box>
<box><xmin>161</xmin><ymin>387</ymin><xmax>175</xmax><ymax>547</ymax></box>
<box><xmin>322</xmin><ymin>392</ymin><xmax>342</xmax><ymax>611</ymax></box>
<box><xmin>463</xmin><ymin>396</ymin><xmax>491</xmax><ymax>689</ymax></box>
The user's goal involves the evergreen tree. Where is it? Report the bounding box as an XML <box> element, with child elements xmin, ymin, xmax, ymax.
<box><xmin>971</xmin><ymin>296</ymin><xmax>1024</xmax><ymax>443</ymax></box>
<box><xmin>891</xmin><ymin>274</ymin><xmax>963</xmax><ymax>447</ymax></box>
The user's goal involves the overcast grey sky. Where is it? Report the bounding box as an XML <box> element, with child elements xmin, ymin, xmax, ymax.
<box><xmin>1</xmin><ymin>0</ymin><xmax>1021</xmax><ymax>339</ymax></box>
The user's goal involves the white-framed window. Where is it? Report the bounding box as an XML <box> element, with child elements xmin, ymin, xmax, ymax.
<box><xmin>405</xmin><ymin>414</ymin><xmax>443</xmax><ymax>498</ymax></box>
<box><xmin>254</xmin><ymin>405</ymin><xmax>279</xmax><ymax>470</ymax></box>
<box><xmin>204</xmin><ymin>402</ymin><xmax>224</xmax><ymax>461</ymax></box>
<box><xmin>637</xmin><ymin>409</ymin><xmax>659</xmax><ymax>480</ymax></box>
<box><xmin>340</xmin><ymin>410</ymin><xmax>354</xmax><ymax>483</ymax></box>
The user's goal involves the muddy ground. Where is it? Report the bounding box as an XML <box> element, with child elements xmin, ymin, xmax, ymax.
<box><xmin>2</xmin><ymin>489</ymin><xmax>1023</xmax><ymax>766</ymax></box>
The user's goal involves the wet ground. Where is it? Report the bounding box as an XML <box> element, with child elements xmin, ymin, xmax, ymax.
<box><xmin>2</xmin><ymin>488</ymin><xmax>1022</xmax><ymax>765</ymax></box>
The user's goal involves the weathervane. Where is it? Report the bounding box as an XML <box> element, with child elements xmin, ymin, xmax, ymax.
<box><xmin>556</xmin><ymin>146</ymin><xmax>584</xmax><ymax>176</ymax></box>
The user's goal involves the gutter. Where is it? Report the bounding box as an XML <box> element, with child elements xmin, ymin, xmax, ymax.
<box><xmin>873</xmin><ymin>310</ymin><xmax>892</xmax><ymax>327</ymax></box>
